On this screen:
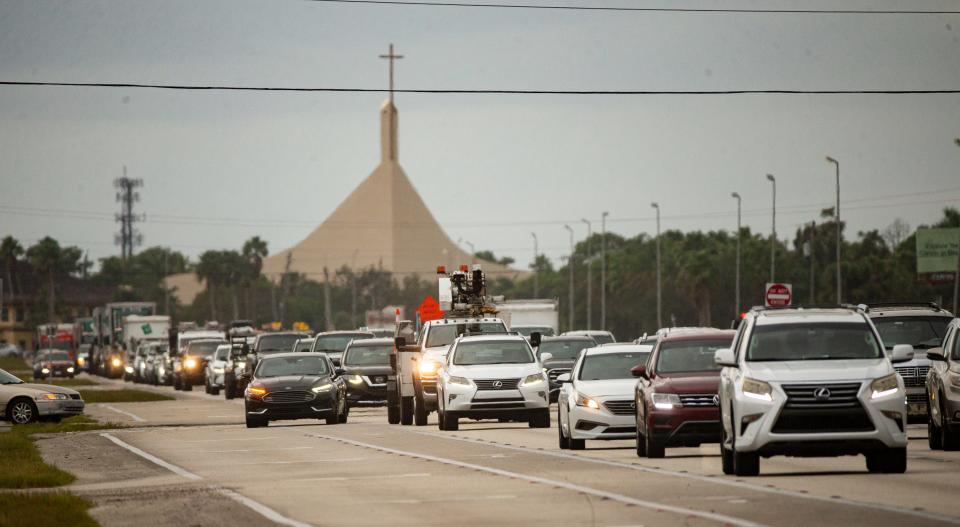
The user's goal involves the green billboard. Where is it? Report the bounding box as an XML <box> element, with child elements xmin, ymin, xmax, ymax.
<box><xmin>916</xmin><ymin>228</ymin><xmax>960</xmax><ymax>274</ymax></box>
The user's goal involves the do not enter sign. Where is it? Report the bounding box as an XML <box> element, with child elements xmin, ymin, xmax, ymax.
<box><xmin>765</xmin><ymin>283</ymin><xmax>793</xmax><ymax>307</ymax></box>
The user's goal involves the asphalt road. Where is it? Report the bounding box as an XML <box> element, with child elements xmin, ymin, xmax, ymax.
<box><xmin>58</xmin><ymin>376</ymin><xmax>960</xmax><ymax>527</ymax></box>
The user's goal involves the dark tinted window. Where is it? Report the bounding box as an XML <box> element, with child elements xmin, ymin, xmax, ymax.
<box><xmin>343</xmin><ymin>345</ymin><xmax>392</xmax><ymax>366</ymax></box>
<box><xmin>426</xmin><ymin>323</ymin><xmax>507</xmax><ymax>348</ymax></box>
<box><xmin>514</xmin><ymin>326</ymin><xmax>555</xmax><ymax>337</ymax></box>
<box><xmin>313</xmin><ymin>334</ymin><xmax>373</xmax><ymax>353</ymax></box>
<box><xmin>747</xmin><ymin>323</ymin><xmax>882</xmax><ymax>361</ymax></box>
<box><xmin>257</xmin><ymin>334</ymin><xmax>305</xmax><ymax>353</ymax></box>
<box><xmin>952</xmin><ymin>328</ymin><xmax>960</xmax><ymax>361</ymax></box>
<box><xmin>655</xmin><ymin>339</ymin><xmax>732</xmax><ymax>374</ymax></box>
<box><xmin>256</xmin><ymin>356</ymin><xmax>329</xmax><ymax>377</ymax></box>
<box><xmin>578</xmin><ymin>352</ymin><xmax>649</xmax><ymax>380</ymax></box>
<box><xmin>46</xmin><ymin>351</ymin><xmax>71</xmax><ymax>361</ymax></box>
<box><xmin>872</xmin><ymin>316</ymin><xmax>950</xmax><ymax>349</ymax></box>
<box><xmin>538</xmin><ymin>340</ymin><xmax>594</xmax><ymax>360</ymax></box>
<box><xmin>452</xmin><ymin>341</ymin><xmax>533</xmax><ymax>365</ymax></box>
<box><xmin>187</xmin><ymin>340</ymin><xmax>226</xmax><ymax>357</ymax></box>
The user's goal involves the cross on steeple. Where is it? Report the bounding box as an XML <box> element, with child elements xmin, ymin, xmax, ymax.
<box><xmin>379</xmin><ymin>43</ymin><xmax>404</xmax><ymax>103</ymax></box>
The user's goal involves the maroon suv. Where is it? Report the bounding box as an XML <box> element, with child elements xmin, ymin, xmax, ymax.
<box><xmin>633</xmin><ymin>329</ymin><xmax>735</xmax><ymax>458</ymax></box>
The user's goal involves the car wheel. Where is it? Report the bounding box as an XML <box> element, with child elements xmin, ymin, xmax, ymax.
<box><xmin>413</xmin><ymin>382</ymin><xmax>428</xmax><ymax>427</ymax></box>
<box><xmin>635</xmin><ymin>429</ymin><xmax>646</xmax><ymax>457</ymax></box>
<box><xmin>528</xmin><ymin>409</ymin><xmax>550</xmax><ymax>428</ymax></box>
<box><xmin>9</xmin><ymin>398</ymin><xmax>38</xmax><ymax>425</ymax></box>
<box><xmin>225</xmin><ymin>378</ymin><xmax>236</xmax><ymax>400</ymax></box>
<box><xmin>569</xmin><ymin>437</ymin><xmax>585</xmax><ymax>450</ymax></box>
<box><xmin>245</xmin><ymin>415</ymin><xmax>267</xmax><ymax>428</ymax></box>
<box><xmin>339</xmin><ymin>402</ymin><xmax>350</xmax><ymax>424</ymax></box>
<box><xmin>183</xmin><ymin>380</ymin><xmax>193</xmax><ymax>392</ymax></box>
<box><xmin>210</xmin><ymin>385</ymin><xmax>220</xmax><ymax>396</ymax></box>
<box><xmin>437</xmin><ymin>404</ymin><xmax>447</xmax><ymax>430</ymax></box>
<box><xmin>173</xmin><ymin>375</ymin><xmax>181</xmax><ymax>390</ymax></box>
<box><xmin>731</xmin><ymin>410</ymin><xmax>760</xmax><ymax>476</ymax></box>
<box><xmin>928</xmin><ymin>402</ymin><xmax>943</xmax><ymax>450</ymax></box>
<box><xmin>442</xmin><ymin>410</ymin><xmax>459</xmax><ymax>431</ymax></box>
<box><xmin>645</xmin><ymin>430</ymin><xmax>665</xmax><ymax>458</ymax></box>
<box><xmin>387</xmin><ymin>381</ymin><xmax>401</xmax><ymax>425</ymax></box>
<box><xmin>558</xmin><ymin>409</ymin><xmax>570</xmax><ymax>449</ymax></box>
<box><xmin>400</xmin><ymin>396</ymin><xmax>414</xmax><ymax>426</ymax></box>
<box><xmin>941</xmin><ymin>397</ymin><xmax>960</xmax><ymax>451</ymax></box>
<box><xmin>721</xmin><ymin>415</ymin><xmax>735</xmax><ymax>475</ymax></box>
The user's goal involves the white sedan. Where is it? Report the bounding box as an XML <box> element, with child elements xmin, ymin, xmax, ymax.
<box><xmin>436</xmin><ymin>334</ymin><xmax>551</xmax><ymax>431</ymax></box>
<box><xmin>557</xmin><ymin>344</ymin><xmax>652</xmax><ymax>450</ymax></box>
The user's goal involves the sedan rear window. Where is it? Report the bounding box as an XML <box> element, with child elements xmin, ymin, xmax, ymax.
<box><xmin>747</xmin><ymin>323</ymin><xmax>882</xmax><ymax>362</ymax></box>
<box><xmin>313</xmin><ymin>334</ymin><xmax>373</xmax><ymax>353</ymax></box>
<box><xmin>257</xmin><ymin>334</ymin><xmax>306</xmax><ymax>353</ymax></box>
<box><xmin>538</xmin><ymin>340</ymin><xmax>594</xmax><ymax>360</ymax></box>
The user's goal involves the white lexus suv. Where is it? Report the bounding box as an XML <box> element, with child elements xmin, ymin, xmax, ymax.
<box><xmin>717</xmin><ymin>306</ymin><xmax>911</xmax><ymax>476</ymax></box>
<box><xmin>436</xmin><ymin>334</ymin><xmax>551</xmax><ymax>431</ymax></box>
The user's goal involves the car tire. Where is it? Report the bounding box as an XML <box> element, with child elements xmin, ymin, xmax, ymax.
<box><xmin>528</xmin><ymin>409</ymin><xmax>550</xmax><ymax>429</ymax></box>
<box><xmin>245</xmin><ymin>416</ymin><xmax>267</xmax><ymax>428</ymax></box>
<box><xmin>400</xmin><ymin>396</ymin><xmax>413</xmax><ymax>425</ymax></box>
<box><xmin>437</xmin><ymin>405</ymin><xmax>447</xmax><ymax>430</ymax></box>
<box><xmin>721</xmin><ymin>415</ymin><xmax>735</xmax><ymax>475</ymax></box>
<box><xmin>8</xmin><ymin>397</ymin><xmax>38</xmax><ymax>425</ymax></box>
<box><xmin>183</xmin><ymin>380</ymin><xmax>193</xmax><ymax>392</ymax></box>
<box><xmin>569</xmin><ymin>437</ymin><xmax>585</xmax><ymax>450</ymax></box>
<box><xmin>558</xmin><ymin>409</ymin><xmax>571</xmax><ymax>449</ymax></box>
<box><xmin>644</xmin><ymin>431</ymin><xmax>665</xmax><ymax>459</ymax></box>
<box><xmin>173</xmin><ymin>375</ymin><xmax>181</xmax><ymax>390</ymax></box>
<box><xmin>225</xmin><ymin>378</ymin><xmax>236</xmax><ymax>400</ymax></box>
<box><xmin>928</xmin><ymin>404</ymin><xmax>943</xmax><ymax>450</ymax></box>
<box><xmin>442</xmin><ymin>410</ymin><xmax>459</xmax><ymax>431</ymax></box>
<box><xmin>210</xmin><ymin>385</ymin><xmax>220</xmax><ymax>396</ymax></box>
<box><xmin>413</xmin><ymin>381</ymin><xmax>428</xmax><ymax>427</ymax></box>
<box><xmin>941</xmin><ymin>398</ymin><xmax>960</xmax><ymax>451</ymax></box>
<box><xmin>731</xmin><ymin>410</ymin><xmax>760</xmax><ymax>476</ymax></box>
<box><xmin>388</xmin><ymin>402</ymin><xmax>400</xmax><ymax>425</ymax></box>
<box><xmin>339</xmin><ymin>403</ymin><xmax>350</xmax><ymax>424</ymax></box>
<box><xmin>635</xmin><ymin>429</ymin><xmax>646</xmax><ymax>457</ymax></box>
<box><xmin>868</xmin><ymin>447</ymin><xmax>907</xmax><ymax>473</ymax></box>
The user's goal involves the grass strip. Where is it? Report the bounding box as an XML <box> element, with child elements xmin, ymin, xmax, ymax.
<box><xmin>0</xmin><ymin>356</ymin><xmax>29</xmax><ymax>371</ymax></box>
<box><xmin>77</xmin><ymin>389</ymin><xmax>173</xmax><ymax>403</ymax></box>
<box><xmin>29</xmin><ymin>377</ymin><xmax>100</xmax><ymax>387</ymax></box>
<box><xmin>0</xmin><ymin>492</ymin><xmax>98</xmax><ymax>527</ymax></box>
<box><xmin>0</xmin><ymin>431</ymin><xmax>75</xmax><ymax>488</ymax></box>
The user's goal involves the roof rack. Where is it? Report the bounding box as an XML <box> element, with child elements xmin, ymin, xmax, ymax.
<box><xmin>750</xmin><ymin>304</ymin><xmax>864</xmax><ymax>313</ymax></box>
<box><xmin>863</xmin><ymin>302</ymin><xmax>941</xmax><ymax>312</ymax></box>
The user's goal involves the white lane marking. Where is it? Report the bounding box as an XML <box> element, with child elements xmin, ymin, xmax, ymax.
<box><xmin>101</xmin><ymin>433</ymin><xmax>201</xmax><ymax>480</ymax></box>
<box><xmin>306</xmin><ymin>433</ymin><xmax>768</xmax><ymax>527</ymax></box>
<box><xmin>182</xmin><ymin>436</ymin><xmax>281</xmax><ymax>443</ymax></box>
<box><xmin>100</xmin><ymin>404</ymin><xmax>146</xmax><ymax>422</ymax></box>
<box><xmin>289</xmin><ymin>472</ymin><xmax>431</xmax><ymax>482</ymax></box>
<box><xmin>230</xmin><ymin>457</ymin><xmax>367</xmax><ymax>466</ymax></box>
<box><xmin>218</xmin><ymin>489</ymin><xmax>313</xmax><ymax>527</ymax></box>
<box><xmin>415</xmin><ymin>431</ymin><xmax>960</xmax><ymax>525</ymax></box>
<box><xmin>382</xmin><ymin>494</ymin><xmax>517</xmax><ymax>505</ymax></box>
<box><xmin>100</xmin><ymin>433</ymin><xmax>314</xmax><ymax>527</ymax></box>
<box><xmin>195</xmin><ymin>446</ymin><xmax>313</xmax><ymax>453</ymax></box>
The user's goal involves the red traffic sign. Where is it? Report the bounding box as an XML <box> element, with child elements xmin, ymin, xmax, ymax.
<box><xmin>765</xmin><ymin>283</ymin><xmax>793</xmax><ymax>307</ymax></box>
<box><xmin>417</xmin><ymin>295</ymin><xmax>445</xmax><ymax>322</ymax></box>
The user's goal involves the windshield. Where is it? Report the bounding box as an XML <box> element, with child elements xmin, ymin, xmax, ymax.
<box><xmin>514</xmin><ymin>326</ymin><xmax>555</xmax><ymax>337</ymax></box>
<box><xmin>313</xmin><ymin>334</ymin><xmax>371</xmax><ymax>353</ymax></box>
<box><xmin>49</xmin><ymin>340</ymin><xmax>73</xmax><ymax>351</ymax></box>
<box><xmin>44</xmin><ymin>351</ymin><xmax>71</xmax><ymax>361</ymax></box>
<box><xmin>255</xmin><ymin>355</ymin><xmax>329</xmax><ymax>378</ymax></box>
<box><xmin>579</xmin><ymin>352</ymin><xmax>649</xmax><ymax>380</ymax></box>
<box><xmin>426</xmin><ymin>322</ymin><xmax>507</xmax><ymax>348</ymax></box>
<box><xmin>538</xmin><ymin>340</ymin><xmax>594</xmax><ymax>360</ymax></box>
<box><xmin>452</xmin><ymin>340</ymin><xmax>534</xmax><ymax>365</ymax></box>
<box><xmin>747</xmin><ymin>323</ymin><xmax>883</xmax><ymax>361</ymax></box>
<box><xmin>215</xmin><ymin>347</ymin><xmax>229</xmax><ymax>361</ymax></box>
<box><xmin>872</xmin><ymin>317</ymin><xmax>950</xmax><ymax>349</ymax></box>
<box><xmin>257</xmin><ymin>334</ymin><xmax>305</xmax><ymax>353</ymax></box>
<box><xmin>0</xmin><ymin>368</ymin><xmax>24</xmax><ymax>384</ymax></box>
<box><xmin>343</xmin><ymin>345</ymin><xmax>392</xmax><ymax>366</ymax></box>
<box><xmin>655</xmin><ymin>339</ymin><xmax>732</xmax><ymax>374</ymax></box>
<box><xmin>186</xmin><ymin>340</ymin><xmax>226</xmax><ymax>357</ymax></box>
<box><xmin>591</xmin><ymin>333</ymin><xmax>615</xmax><ymax>345</ymax></box>
<box><xmin>293</xmin><ymin>340</ymin><xmax>314</xmax><ymax>352</ymax></box>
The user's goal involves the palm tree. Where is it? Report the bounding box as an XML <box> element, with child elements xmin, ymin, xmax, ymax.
<box><xmin>0</xmin><ymin>236</ymin><xmax>23</xmax><ymax>305</ymax></box>
<box><xmin>26</xmin><ymin>237</ymin><xmax>72</xmax><ymax>322</ymax></box>
<box><xmin>196</xmin><ymin>251</ymin><xmax>223</xmax><ymax>321</ymax></box>
<box><xmin>242</xmin><ymin>236</ymin><xmax>268</xmax><ymax>321</ymax></box>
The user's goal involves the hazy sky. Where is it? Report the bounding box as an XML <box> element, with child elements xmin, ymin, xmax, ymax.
<box><xmin>1</xmin><ymin>0</ymin><xmax>959</xmax><ymax>271</ymax></box>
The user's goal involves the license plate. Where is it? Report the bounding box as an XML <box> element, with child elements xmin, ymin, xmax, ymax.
<box><xmin>908</xmin><ymin>402</ymin><xmax>927</xmax><ymax>415</ymax></box>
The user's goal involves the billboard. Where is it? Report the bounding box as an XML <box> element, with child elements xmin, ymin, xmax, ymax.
<box><xmin>916</xmin><ymin>228</ymin><xmax>960</xmax><ymax>274</ymax></box>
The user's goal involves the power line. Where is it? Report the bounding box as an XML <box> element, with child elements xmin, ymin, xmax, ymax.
<box><xmin>1</xmin><ymin>81</ymin><xmax>958</xmax><ymax>95</ymax></box>
<box><xmin>305</xmin><ymin>0</ymin><xmax>960</xmax><ymax>15</ymax></box>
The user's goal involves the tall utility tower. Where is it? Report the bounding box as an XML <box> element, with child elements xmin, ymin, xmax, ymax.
<box><xmin>114</xmin><ymin>166</ymin><xmax>144</xmax><ymax>262</ymax></box>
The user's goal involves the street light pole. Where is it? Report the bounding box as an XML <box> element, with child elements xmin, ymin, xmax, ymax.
<box><xmin>953</xmin><ymin>139</ymin><xmax>960</xmax><ymax>315</ymax></box>
<box><xmin>826</xmin><ymin>156</ymin><xmax>841</xmax><ymax>303</ymax></box>
<box><xmin>531</xmin><ymin>232</ymin><xmax>539</xmax><ymax>297</ymax></box>
<box><xmin>601</xmin><ymin>211</ymin><xmax>609</xmax><ymax>330</ymax></box>
<box><xmin>731</xmin><ymin>192</ymin><xmax>741</xmax><ymax>317</ymax></box>
<box><xmin>766</xmin><ymin>174</ymin><xmax>776</xmax><ymax>283</ymax></box>
<box><xmin>564</xmin><ymin>224</ymin><xmax>575</xmax><ymax>331</ymax></box>
<box><xmin>651</xmin><ymin>202</ymin><xmax>662</xmax><ymax>329</ymax></box>
<box><xmin>581</xmin><ymin>218</ymin><xmax>592</xmax><ymax>330</ymax></box>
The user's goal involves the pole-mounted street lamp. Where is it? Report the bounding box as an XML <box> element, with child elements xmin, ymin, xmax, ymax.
<box><xmin>826</xmin><ymin>156</ymin><xmax>841</xmax><ymax>304</ymax></box>
<box><xmin>731</xmin><ymin>192</ymin><xmax>741</xmax><ymax>317</ymax></box>
<box><xmin>564</xmin><ymin>224</ymin><xmax>575</xmax><ymax>331</ymax></box>
<box><xmin>531</xmin><ymin>232</ymin><xmax>539</xmax><ymax>298</ymax></box>
<box><xmin>651</xmin><ymin>202</ymin><xmax>662</xmax><ymax>329</ymax></box>
<box><xmin>581</xmin><ymin>218</ymin><xmax>592</xmax><ymax>330</ymax></box>
<box><xmin>601</xmin><ymin>211</ymin><xmax>609</xmax><ymax>330</ymax></box>
<box><xmin>766</xmin><ymin>174</ymin><xmax>776</xmax><ymax>283</ymax></box>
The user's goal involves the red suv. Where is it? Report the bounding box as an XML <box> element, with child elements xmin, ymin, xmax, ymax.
<box><xmin>633</xmin><ymin>328</ymin><xmax>735</xmax><ymax>458</ymax></box>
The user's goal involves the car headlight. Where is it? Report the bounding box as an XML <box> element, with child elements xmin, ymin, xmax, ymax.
<box><xmin>418</xmin><ymin>360</ymin><xmax>441</xmax><ymax>376</ymax></box>
<box><xmin>184</xmin><ymin>358</ymin><xmax>198</xmax><ymax>369</ymax></box>
<box><xmin>41</xmin><ymin>367</ymin><xmax>50</xmax><ymax>374</ymax></box>
<box><xmin>742</xmin><ymin>377</ymin><xmax>773</xmax><ymax>402</ymax></box>
<box><xmin>38</xmin><ymin>393</ymin><xmax>69</xmax><ymax>401</ymax></box>
<box><xmin>652</xmin><ymin>393</ymin><xmax>682</xmax><ymax>410</ymax></box>
<box><xmin>111</xmin><ymin>357</ymin><xmax>122</xmax><ymax>367</ymax></box>
<box><xmin>520</xmin><ymin>372</ymin><xmax>547</xmax><ymax>387</ymax></box>
<box><xmin>236</xmin><ymin>361</ymin><xmax>246</xmax><ymax>370</ymax></box>
<box><xmin>247</xmin><ymin>386</ymin><xmax>267</xmax><ymax>397</ymax></box>
<box><xmin>871</xmin><ymin>373</ymin><xmax>901</xmax><ymax>399</ymax></box>
<box><xmin>448</xmin><ymin>375</ymin><xmax>472</xmax><ymax>387</ymax></box>
<box><xmin>312</xmin><ymin>384</ymin><xmax>334</xmax><ymax>394</ymax></box>
<box><xmin>67</xmin><ymin>367</ymin><xmax>75</xmax><ymax>373</ymax></box>
<box><xmin>124</xmin><ymin>366</ymin><xmax>134</xmax><ymax>373</ymax></box>
<box><xmin>575</xmin><ymin>391</ymin><xmax>600</xmax><ymax>409</ymax></box>
<box><xmin>949</xmin><ymin>372</ymin><xmax>960</xmax><ymax>389</ymax></box>
<box><xmin>77</xmin><ymin>357</ymin><xmax>85</xmax><ymax>365</ymax></box>
<box><xmin>346</xmin><ymin>374</ymin><xmax>364</xmax><ymax>385</ymax></box>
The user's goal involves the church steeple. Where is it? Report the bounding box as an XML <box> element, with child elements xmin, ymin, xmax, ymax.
<box><xmin>380</xmin><ymin>100</ymin><xmax>398</xmax><ymax>162</ymax></box>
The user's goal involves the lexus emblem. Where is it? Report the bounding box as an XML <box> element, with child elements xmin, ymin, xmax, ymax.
<box><xmin>492</xmin><ymin>380</ymin><xmax>503</xmax><ymax>389</ymax></box>
<box><xmin>813</xmin><ymin>387</ymin><xmax>831</xmax><ymax>401</ymax></box>
<box><xmin>712</xmin><ymin>395</ymin><xmax>720</xmax><ymax>406</ymax></box>
<box><xmin>629</xmin><ymin>402</ymin><xmax>636</xmax><ymax>410</ymax></box>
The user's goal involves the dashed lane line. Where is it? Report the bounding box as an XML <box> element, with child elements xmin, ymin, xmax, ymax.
<box><xmin>100</xmin><ymin>433</ymin><xmax>313</xmax><ymax>527</ymax></box>
<box><xmin>303</xmin><ymin>432</ymin><xmax>770</xmax><ymax>527</ymax></box>
<box><xmin>411</xmin><ymin>430</ymin><xmax>960</xmax><ymax>526</ymax></box>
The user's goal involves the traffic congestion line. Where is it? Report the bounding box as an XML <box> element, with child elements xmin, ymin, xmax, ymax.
<box><xmin>412</xmin><ymin>431</ymin><xmax>960</xmax><ymax>526</ymax></box>
<box><xmin>304</xmin><ymin>432</ymin><xmax>771</xmax><ymax>527</ymax></box>
<box><xmin>100</xmin><ymin>433</ymin><xmax>315</xmax><ymax>527</ymax></box>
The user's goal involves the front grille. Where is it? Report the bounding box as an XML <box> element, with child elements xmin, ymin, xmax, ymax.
<box><xmin>470</xmin><ymin>402</ymin><xmax>526</xmax><ymax>410</ymax></box>
<box><xmin>907</xmin><ymin>393</ymin><xmax>927</xmax><ymax>404</ymax></box>
<box><xmin>602</xmin><ymin>426</ymin><xmax>637</xmax><ymax>434</ymax></box>
<box><xmin>895</xmin><ymin>366</ymin><xmax>930</xmax><ymax>388</ymax></box>
<box><xmin>262</xmin><ymin>390</ymin><xmax>314</xmax><ymax>403</ymax></box>
<box><xmin>602</xmin><ymin>400</ymin><xmax>636</xmax><ymax>416</ymax></box>
<box><xmin>774</xmin><ymin>382</ymin><xmax>873</xmax><ymax>434</ymax></box>
<box><xmin>547</xmin><ymin>368</ymin><xmax>570</xmax><ymax>384</ymax></box>
<box><xmin>679</xmin><ymin>394</ymin><xmax>719</xmax><ymax>407</ymax></box>
<box><xmin>474</xmin><ymin>378</ymin><xmax>521</xmax><ymax>391</ymax></box>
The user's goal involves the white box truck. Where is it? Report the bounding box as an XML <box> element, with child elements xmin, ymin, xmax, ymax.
<box><xmin>494</xmin><ymin>299</ymin><xmax>559</xmax><ymax>336</ymax></box>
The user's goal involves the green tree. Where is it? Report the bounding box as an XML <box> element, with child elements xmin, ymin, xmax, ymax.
<box><xmin>26</xmin><ymin>237</ymin><xmax>82</xmax><ymax>321</ymax></box>
<box><xmin>0</xmin><ymin>236</ymin><xmax>24</xmax><ymax>303</ymax></box>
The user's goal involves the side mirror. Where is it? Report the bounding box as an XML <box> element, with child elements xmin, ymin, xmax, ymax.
<box><xmin>395</xmin><ymin>336</ymin><xmax>406</xmax><ymax>349</ymax></box>
<box><xmin>335</xmin><ymin>367</ymin><xmax>345</xmax><ymax>377</ymax></box>
<box><xmin>714</xmin><ymin>348</ymin><xmax>737</xmax><ymax>367</ymax></box>
<box><xmin>530</xmin><ymin>332</ymin><xmax>542</xmax><ymax>348</ymax></box>
<box><xmin>539</xmin><ymin>352</ymin><xmax>553</xmax><ymax>363</ymax></box>
<box><xmin>890</xmin><ymin>344</ymin><xmax>915</xmax><ymax>364</ymax></box>
<box><xmin>556</xmin><ymin>372</ymin><xmax>571</xmax><ymax>383</ymax></box>
<box><xmin>631</xmin><ymin>364</ymin><xmax>648</xmax><ymax>379</ymax></box>
<box><xmin>927</xmin><ymin>347</ymin><xmax>947</xmax><ymax>362</ymax></box>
